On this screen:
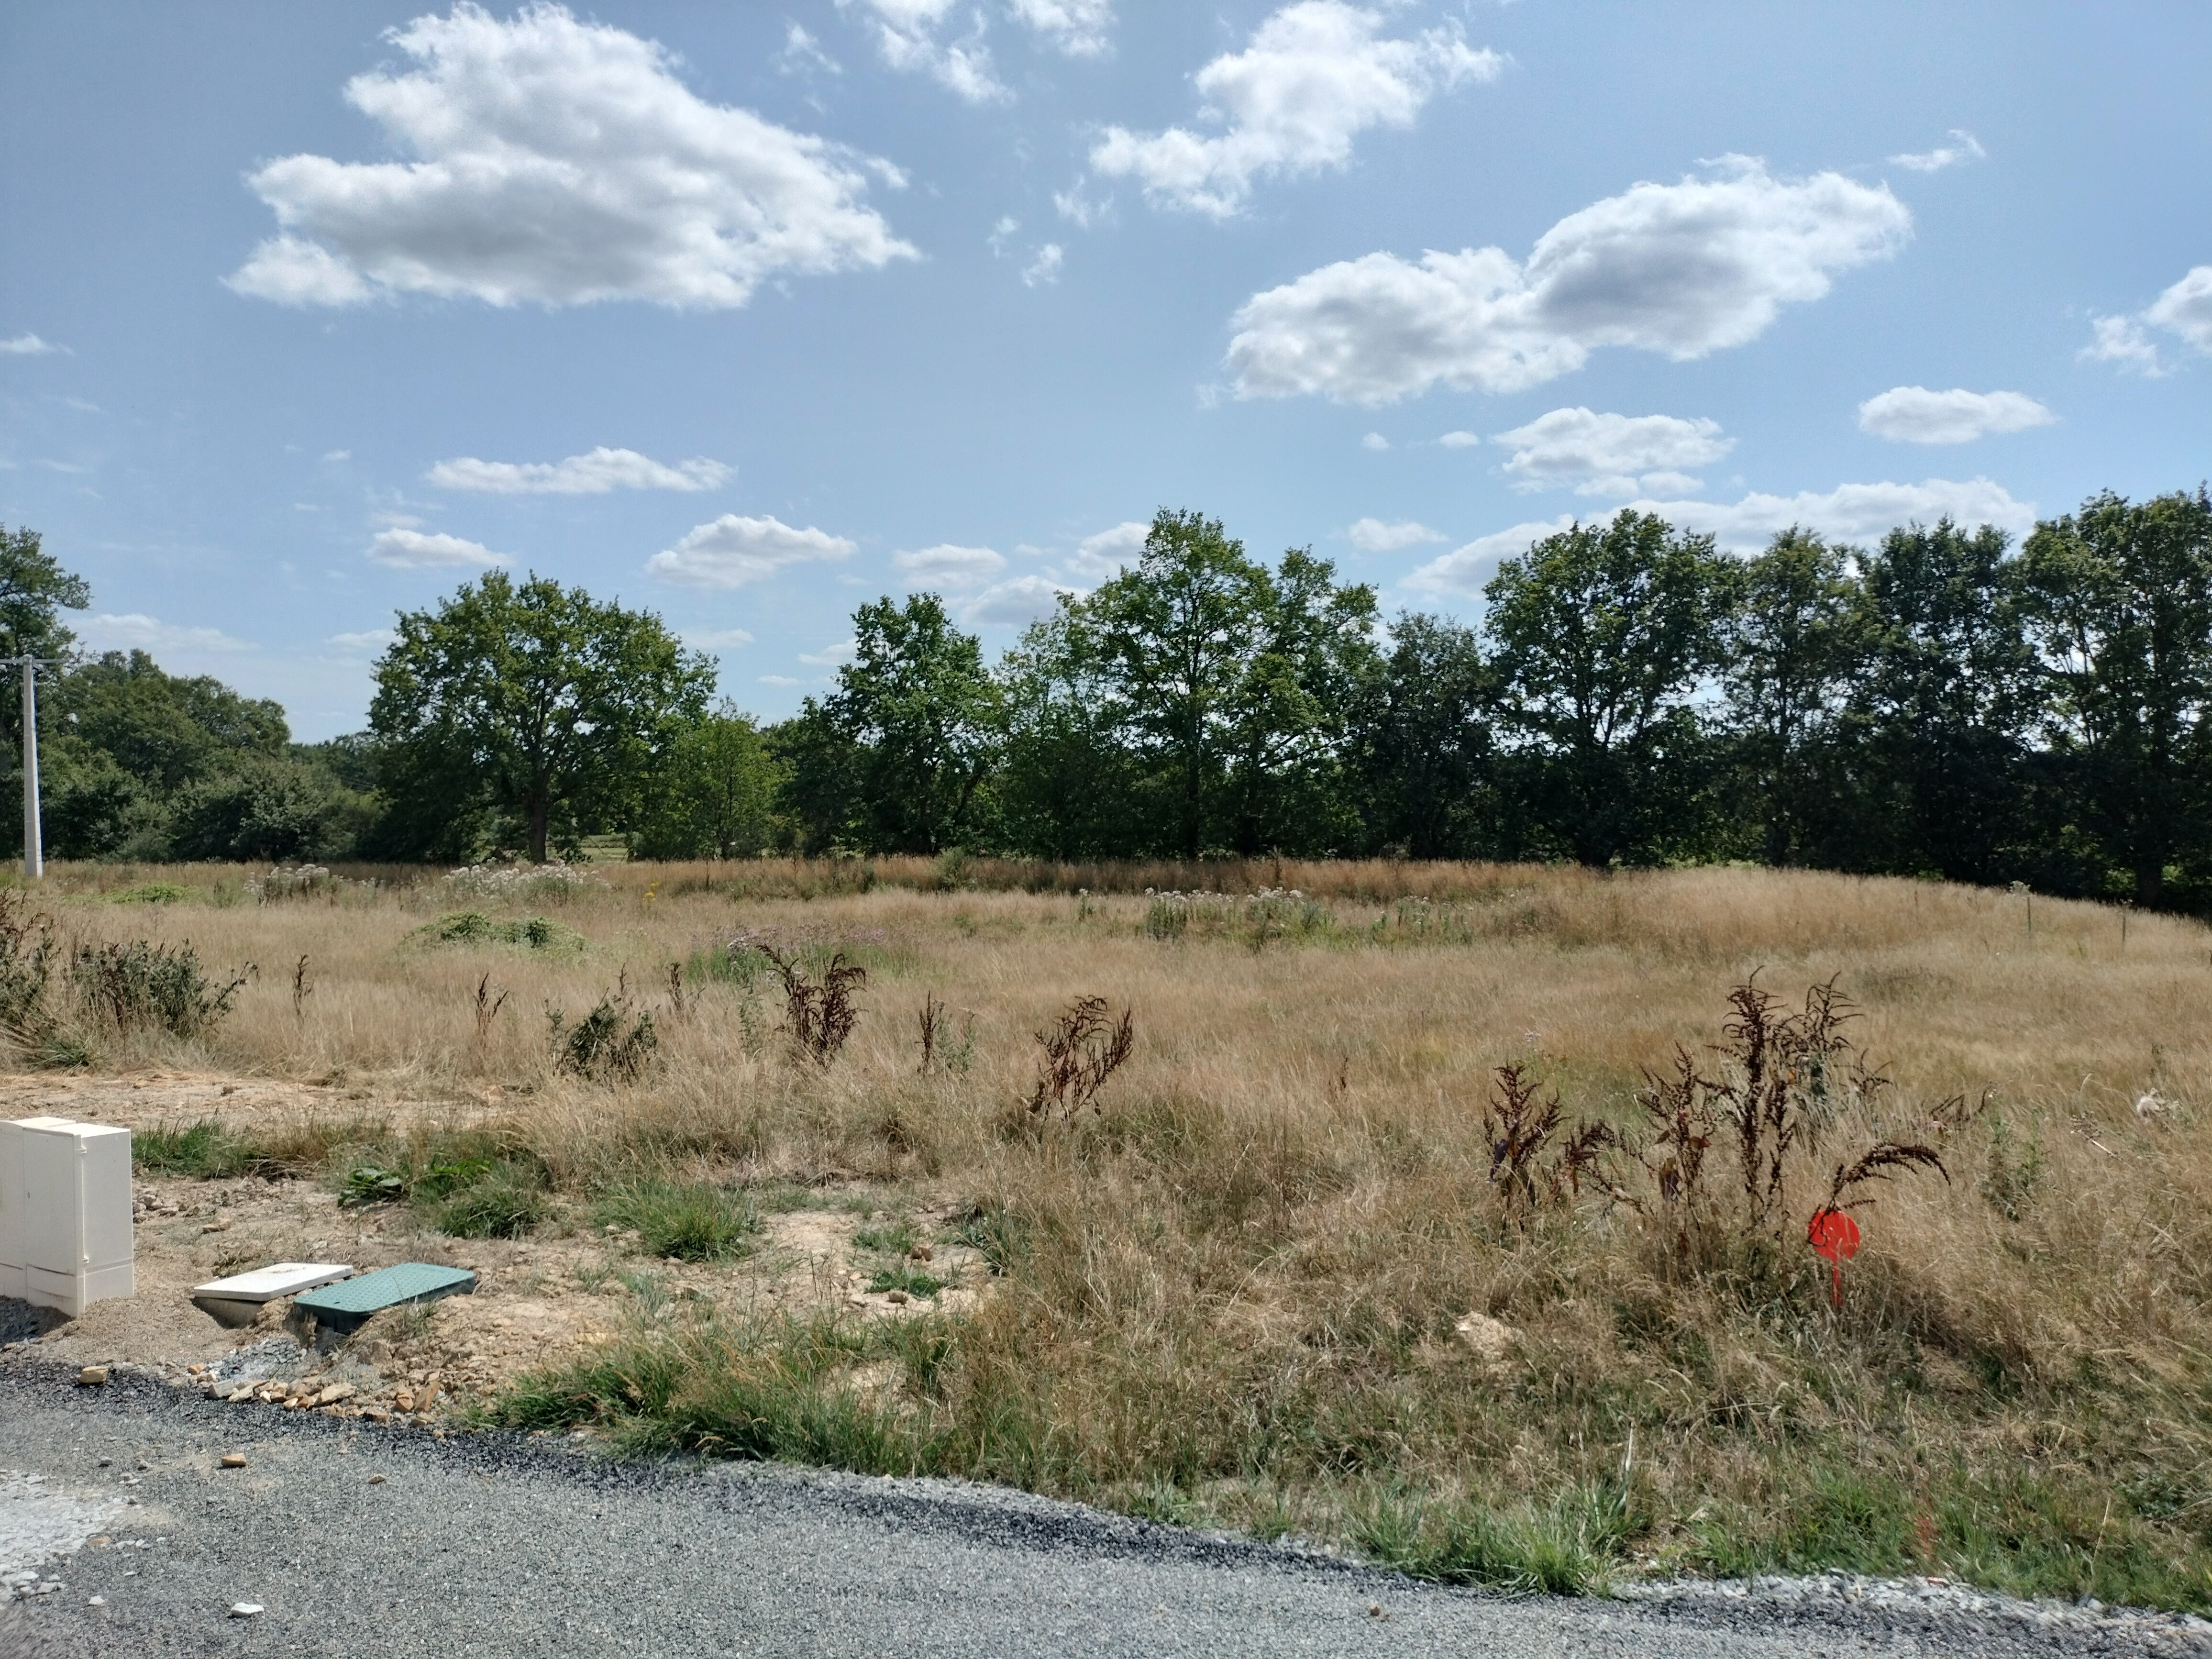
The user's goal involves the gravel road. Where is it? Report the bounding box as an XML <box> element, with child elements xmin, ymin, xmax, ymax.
<box><xmin>1</xmin><ymin>1360</ymin><xmax>2201</xmax><ymax>1659</ymax></box>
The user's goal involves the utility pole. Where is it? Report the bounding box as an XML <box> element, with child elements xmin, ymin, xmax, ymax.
<box><xmin>0</xmin><ymin>656</ymin><xmax>57</xmax><ymax>880</ymax></box>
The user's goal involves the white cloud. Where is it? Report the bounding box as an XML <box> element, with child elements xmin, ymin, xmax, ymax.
<box><xmin>845</xmin><ymin>0</ymin><xmax>1007</xmax><ymax>103</ymax></box>
<box><xmin>367</xmin><ymin>527</ymin><xmax>510</xmax><ymax>569</ymax></box>
<box><xmin>1069</xmin><ymin>519</ymin><xmax>1148</xmax><ymax>576</ymax></box>
<box><xmin>1888</xmin><ymin>130</ymin><xmax>1985</xmax><ymax>173</ymax></box>
<box><xmin>0</xmin><ymin>333</ymin><xmax>62</xmax><ymax>356</ymax></box>
<box><xmin>228</xmin><ymin>4</ymin><xmax>914</xmax><ymax>310</ymax></box>
<box><xmin>1007</xmin><ymin>0</ymin><xmax>1113</xmax><ymax>56</ymax></box>
<box><xmin>1438</xmin><ymin>430</ymin><xmax>1479</xmax><ymax>448</ymax></box>
<box><xmin>1228</xmin><ymin>156</ymin><xmax>1910</xmax><ymax>404</ymax></box>
<box><xmin>2147</xmin><ymin>264</ymin><xmax>2212</xmax><ymax>352</ymax></box>
<box><xmin>1856</xmin><ymin>387</ymin><xmax>2056</xmax><ymax>445</ymax></box>
<box><xmin>428</xmin><ymin>447</ymin><xmax>730</xmax><ymax>495</ymax></box>
<box><xmin>328</xmin><ymin>628</ymin><xmax>397</xmax><ymax>654</ymax></box>
<box><xmin>1360</xmin><ymin>432</ymin><xmax>1391</xmax><ymax>451</ymax></box>
<box><xmin>1348</xmin><ymin>517</ymin><xmax>1444</xmax><ymax>552</ymax></box>
<box><xmin>2082</xmin><ymin>265</ymin><xmax>2212</xmax><ymax>376</ymax></box>
<box><xmin>988</xmin><ymin>216</ymin><xmax>1020</xmax><ymax>256</ymax></box>
<box><xmin>893</xmin><ymin>543</ymin><xmax>1006</xmax><ymax>588</ymax></box>
<box><xmin>963</xmin><ymin>572</ymin><xmax>1083</xmax><ymax>624</ymax></box>
<box><xmin>778</xmin><ymin>23</ymin><xmax>841</xmax><ymax>76</ymax></box>
<box><xmin>684</xmin><ymin>627</ymin><xmax>756</xmax><ymax>649</ymax></box>
<box><xmin>82</xmin><ymin>613</ymin><xmax>256</xmax><ymax>654</ymax></box>
<box><xmin>1405</xmin><ymin>476</ymin><xmax>2037</xmax><ymax>595</ymax></box>
<box><xmin>321</xmin><ymin>448</ymin><xmax>351</xmax><ymax>461</ymax></box>
<box><xmin>1022</xmin><ymin>244</ymin><xmax>1064</xmax><ymax>286</ymax></box>
<box><xmin>758</xmin><ymin>674</ymin><xmax>803</xmax><ymax>687</ymax></box>
<box><xmin>647</xmin><ymin>514</ymin><xmax>855</xmax><ymax>588</ymax></box>
<box><xmin>1089</xmin><ymin>1</ymin><xmax>1499</xmax><ymax>218</ymax></box>
<box><xmin>1493</xmin><ymin>407</ymin><xmax>1733</xmax><ymax>496</ymax></box>
<box><xmin>798</xmin><ymin>639</ymin><xmax>857</xmax><ymax>667</ymax></box>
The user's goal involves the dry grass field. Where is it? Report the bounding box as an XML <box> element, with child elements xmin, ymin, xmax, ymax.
<box><xmin>10</xmin><ymin>854</ymin><xmax>2212</xmax><ymax>1607</ymax></box>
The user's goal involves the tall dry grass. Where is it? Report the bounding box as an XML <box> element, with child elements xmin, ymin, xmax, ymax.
<box><xmin>18</xmin><ymin>857</ymin><xmax>2212</xmax><ymax>1602</ymax></box>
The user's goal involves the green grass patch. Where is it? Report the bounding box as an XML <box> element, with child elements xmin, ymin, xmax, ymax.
<box><xmin>422</xmin><ymin>910</ymin><xmax>583</xmax><ymax>951</ymax></box>
<box><xmin>865</xmin><ymin>1262</ymin><xmax>946</xmax><ymax>1298</ymax></box>
<box><xmin>133</xmin><ymin>1119</ymin><xmax>269</xmax><ymax>1179</ymax></box>
<box><xmin>110</xmin><ymin>882</ymin><xmax>190</xmax><ymax>905</ymax></box>
<box><xmin>592</xmin><ymin>1179</ymin><xmax>759</xmax><ymax>1261</ymax></box>
<box><xmin>332</xmin><ymin>1131</ymin><xmax>548</xmax><ymax>1239</ymax></box>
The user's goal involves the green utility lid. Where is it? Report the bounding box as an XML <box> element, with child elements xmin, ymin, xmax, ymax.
<box><xmin>291</xmin><ymin>1262</ymin><xmax>476</xmax><ymax>1332</ymax></box>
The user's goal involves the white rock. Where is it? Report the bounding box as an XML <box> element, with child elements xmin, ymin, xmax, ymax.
<box><xmin>228</xmin><ymin>1601</ymin><xmax>264</xmax><ymax>1617</ymax></box>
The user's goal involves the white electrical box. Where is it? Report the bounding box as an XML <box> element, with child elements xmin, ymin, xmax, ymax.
<box><xmin>0</xmin><ymin>1116</ymin><xmax>135</xmax><ymax>1317</ymax></box>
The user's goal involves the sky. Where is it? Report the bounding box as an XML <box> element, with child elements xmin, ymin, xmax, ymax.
<box><xmin>1</xmin><ymin>1</ymin><xmax>2208</xmax><ymax>740</ymax></box>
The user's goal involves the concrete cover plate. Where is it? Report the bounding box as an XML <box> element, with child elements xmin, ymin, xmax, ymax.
<box><xmin>192</xmin><ymin>1263</ymin><xmax>354</xmax><ymax>1303</ymax></box>
<box><xmin>291</xmin><ymin>1263</ymin><xmax>476</xmax><ymax>1330</ymax></box>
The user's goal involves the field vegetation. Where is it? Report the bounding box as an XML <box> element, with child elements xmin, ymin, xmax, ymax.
<box><xmin>6</xmin><ymin>853</ymin><xmax>2212</xmax><ymax>1608</ymax></box>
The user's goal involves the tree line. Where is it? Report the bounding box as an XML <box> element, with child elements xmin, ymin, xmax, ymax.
<box><xmin>6</xmin><ymin>485</ymin><xmax>2210</xmax><ymax>907</ymax></box>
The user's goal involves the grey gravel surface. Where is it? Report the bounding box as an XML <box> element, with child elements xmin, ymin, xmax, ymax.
<box><xmin>0</xmin><ymin>1359</ymin><xmax>2202</xmax><ymax>1659</ymax></box>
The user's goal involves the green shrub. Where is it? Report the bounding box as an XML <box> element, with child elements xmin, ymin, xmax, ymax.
<box><xmin>551</xmin><ymin>994</ymin><xmax>658</xmax><ymax>1082</ymax></box>
<box><xmin>435</xmin><ymin>1163</ymin><xmax>548</xmax><ymax>1239</ymax></box>
<box><xmin>428</xmin><ymin>911</ymin><xmax>579</xmax><ymax>950</ymax></box>
<box><xmin>593</xmin><ymin>1179</ymin><xmax>758</xmax><ymax>1261</ymax></box>
<box><xmin>71</xmin><ymin>939</ymin><xmax>246</xmax><ymax>1039</ymax></box>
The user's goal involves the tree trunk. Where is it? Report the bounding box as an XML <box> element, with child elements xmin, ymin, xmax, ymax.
<box><xmin>529</xmin><ymin>797</ymin><xmax>549</xmax><ymax>864</ymax></box>
<box><xmin>2136</xmin><ymin>861</ymin><xmax>2165</xmax><ymax>907</ymax></box>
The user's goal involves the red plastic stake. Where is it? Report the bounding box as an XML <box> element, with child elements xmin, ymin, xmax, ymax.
<box><xmin>1807</xmin><ymin>1208</ymin><xmax>1860</xmax><ymax>1306</ymax></box>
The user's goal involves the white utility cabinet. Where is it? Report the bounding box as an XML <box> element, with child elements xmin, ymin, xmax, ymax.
<box><xmin>0</xmin><ymin>1116</ymin><xmax>134</xmax><ymax>1317</ymax></box>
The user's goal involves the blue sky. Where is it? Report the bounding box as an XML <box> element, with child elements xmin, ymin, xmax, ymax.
<box><xmin>1</xmin><ymin>1</ymin><xmax>2207</xmax><ymax>739</ymax></box>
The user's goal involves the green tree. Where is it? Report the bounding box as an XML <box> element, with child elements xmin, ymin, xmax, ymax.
<box><xmin>1344</xmin><ymin>612</ymin><xmax>1496</xmax><ymax>858</ymax></box>
<box><xmin>54</xmin><ymin>651</ymin><xmax>288</xmax><ymax>792</ymax></box>
<box><xmin>368</xmin><ymin>573</ymin><xmax>714</xmax><ymax>863</ymax></box>
<box><xmin>1484</xmin><ymin>511</ymin><xmax>1738</xmax><ymax>866</ymax></box>
<box><xmin>632</xmin><ymin>705</ymin><xmax>785</xmax><ymax>859</ymax></box>
<box><xmin>1850</xmin><ymin>519</ymin><xmax>2040</xmax><ymax>884</ymax></box>
<box><xmin>2019</xmin><ymin>488</ymin><xmax>2212</xmax><ymax>905</ymax></box>
<box><xmin>765</xmin><ymin>702</ymin><xmax>862</xmax><ymax>855</ymax></box>
<box><xmin>0</xmin><ymin>524</ymin><xmax>90</xmax><ymax>661</ymax></box>
<box><xmin>996</xmin><ymin>605</ymin><xmax>1150</xmax><ymax>859</ymax></box>
<box><xmin>1725</xmin><ymin>529</ymin><xmax>1872</xmax><ymax>866</ymax></box>
<box><xmin>824</xmin><ymin>595</ymin><xmax>1002</xmax><ymax>854</ymax></box>
<box><xmin>1045</xmin><ymin>509</ymin><xmax>1377</xmax><ymax>857</ymax></box>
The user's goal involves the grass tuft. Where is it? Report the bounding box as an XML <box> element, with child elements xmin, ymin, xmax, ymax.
<box><xmin>592</xmin><ymin>1179</ymin><xmax>759</xmax><ymax>1261</ymax></box>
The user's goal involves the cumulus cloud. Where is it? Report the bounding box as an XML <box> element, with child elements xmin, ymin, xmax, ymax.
<box><xmin>2082</xmin><ymin>265</ymin><xmax>2212</xmax><ymax>376</ymax></box>
<box><xmin>1856</xmin><ymin>387</ymin><xmax>2056</xmax><ymax>445</ymax></box>
<box><xmin>227</xmin><ymin>4</ymin><xmax>914</xmax><ymax>310</ymax></box>
<box><xmin>428</xmin><ymin>447</ymin><xmax>730</xmax><ymax>494</ymax></box>
<box><xmin>1007</xmin><ymin>0</ymin><xmax>1113</xmax><ymax>56</ymax></box>
<box><xmin>1494</xmin><ymin>407</ymin><xmax>1733</xmax><ymax>496</ymax></box>
<box><xmin>1228</xmin><ymin>156</ymin><xmax>1911</xmax><ymax>404</ymax></box>
<box><xmin>1438</xmin><ymin>430</ymin><xmax>1479</xmax><ymax>448</ymax></box>
<box><xmin>0</xmin><ymin>333</ymin><xmax>62</xmax><ymax>356</ymax></box>
<box><xmin>758</xmin><ymin>674</ymin><xmax>803</xmax><ymax>687</ymax></box>
<box><xmin>893</xmin><ymin>543</ymin><xmax>1006</xmax><ymax>587</ymax></box>
<box><xmin>1348</xmin><ymin>517</ymin><xmax>1444</xmax><ymax>552</ymax></box>
<box><xmin>799</xmin><ymin>639</ymin><xmax>857</xmax><ymax>667</ymax></box>
<box><xmin>367</xmin><ymin>528</ymin><xmax>510</xmax><ymax>569</ymax></box>
<box><xmin>1090</xmin><ymin>1</ymin><xmax>1499</xmax><ymax>218</ymax></box>
<box><xmin>1361</xmin><ymin>432</ymin><xmax>1391</xmax><ymax>451</ymax></box>
<box><xmin>1405</xmin><ymin>476</ymin><xmax>2036</xmax><ymax>596</ymax></box>
<box><xmin>683</xmin><ymin>628</ymin><xmax>756</xmax><ymax>649</ymax></box>
<box><xmin>964</xmin><ymin>572</ymin><xmax>1083</xmax><ymax>624</ymax></box>
<box><xmin>1069</xmin><ymin>519</ymin><xmax>1149</xmax><ymax>576</ymax></box>
<box><xmin>1888</xmin><ymin>130</ymin><xmax>1985</xmax><ymax>173</ymax></box>
<box><xmin>647</xmin><ymin>514</ymin><xmax>856</xmax><ymax>589</ymax></box>
<box><xmin>83</xmin><ymin>613</ymin><xmax>256</xmax><ymax>653</ymax></box>
<box><xmin>844</xmin><ymin>0</ymin><xmax>1007</xmax><ymax>103</ymax></box>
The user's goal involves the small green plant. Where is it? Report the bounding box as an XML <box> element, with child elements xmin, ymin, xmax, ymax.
<box><xmin>549</xmin><ymin>993</ymin><xmax>659</xmax><ymax>1082</ymax></box>
<box><xmin>865</xmin><ymin>1262</ymin><xmax>945</xmax><ymax>1298</ymax></box>
<box><xmin>1980</xmin><ymin>1110</ymin><xmax>2046</xmax><ymax>1221</ymax></box>
<box><xmin>948</xmin><ymin>1203</ymin><xmax>1025</xmax><ymax>1273</ymax></box>
<box><xmin>70</xmin><ymin>939</ymin><xmax>247</xmax><ymax>1039</ymax></box>
<box><xmin>134</xmin><ymin>1119</ymin><xmax>268</xmax><ymax>1179</ymax></box>
<box><xmin>852</xmin><ymin>1218</ymin><xmax>918</xmax><ymax>1256</ymax></box>
<box><xmin>593</xmin><ymin>1179</ymin><xmax>759</xmax><ymax>1261</ymax></box>
<box><xmin>342</xmin><ymin>1164</ymin><xmax>409</xmax><ymax>1204</ymax></box>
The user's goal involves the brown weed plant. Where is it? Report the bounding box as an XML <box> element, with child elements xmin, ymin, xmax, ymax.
<box><xmin>759</xmin><ymin>943</ymin><xmax>865</xmax><ymax>1064</ymax></box>
<box><xmin>1024</xmin><ymin>994</ymin><xmax>1134</xmax><ymax>1119</ymax></box>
